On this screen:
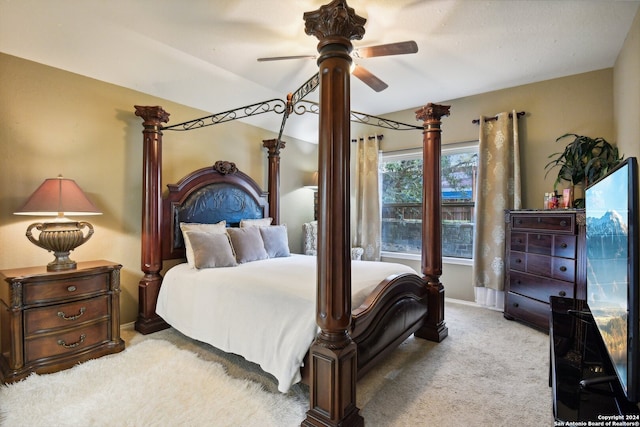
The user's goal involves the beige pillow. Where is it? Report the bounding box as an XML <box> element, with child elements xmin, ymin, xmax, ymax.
<box><xmin>239</xmin><ymin>217</ymin><xmax>272</xmax><ymax>228</ymax></box>
<box><xmin>259</xmin><ymin>225</ymin><xmax>290</xmax><ymax>258</ymax></box>
<box><xmin>226</xmin><ymin>227</ymin><xmax>268</xmax><ymax>263</ymax></box>
<box><xmin>185</xmin><ymin>231</ymin><xmax>237</xmax><ymax>269</ymax></box>
<box><xmin>180</xmin><ymin>221</ymin><xmax>227</xmax><ymax>268</ymax></box>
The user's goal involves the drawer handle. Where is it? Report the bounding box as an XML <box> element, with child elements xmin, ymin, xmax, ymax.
<box><xmin>67</xmin><ymin>285</ymin><xmax>77</xmax><ymax>292</ymax></box>
<box><xmin>559</xmin><ymin>266</ymin><xmax>567</xmax><ymax>272</ymax></box>
<box><xmin>559</xmin><ymin>291</ymin><xmax>567</xmax><ymax>297</ymax></box>
<box><xmin>515</xmin><ymin>259</ymin><xmax>522</xmax><ymax>264</ymax></box>
<box><xmin>57</xmin><ymin>334</ymin><xmax>86</xmax><ymax>349</ymax></box>
<box><xmin>57</xmin><ymin>307</ymin><xmax>86</xmax><ymax>321</ymax></box>
<box><xmin>560</xmin><ymin>220</ymin><xmax>567</xmax><ymax>226</ymax></box>
<box><xmin>515</xmin><ymin>219</ymin><xmax>522</xmax><ymax>225</ymax></box>
<box><xmin>513</xmin><ymin>303</ymin><xmax>519</xmax><ymax>308</ymax></box>
<box><xmin>560</xmin><ymin>243</ymin><xmax>568</xmax><ymax>249</ymax></box>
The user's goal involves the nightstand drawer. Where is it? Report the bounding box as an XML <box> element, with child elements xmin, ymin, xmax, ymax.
<box><xmin>24</xmin><ymin>295</ymin><xmax>109</xmax><ymax>336</ymax></box>
<box><xmin>23</xmin><ymin>272</ymin><xmax>110</xmax><ymax>305</ymax></box>
<box><xmin>25</xmin><ymin>320</ymin><xmax>109</xmax><ymax>363</ymax></box>
<box><xmin>511</xmin><ymin>214</ymin><xmax>574</xmax><ymax>233</ymax></box>
<box><xmin>509</xmin><ymin>271</ymin><xmax>574</xmax><ymax>302</ymax></box>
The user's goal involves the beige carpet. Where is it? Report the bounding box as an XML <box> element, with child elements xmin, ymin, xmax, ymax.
<box><xmin>0</xmin><ymin>300</ymin><xmax>553</xmax><ymax>426</ymax></box>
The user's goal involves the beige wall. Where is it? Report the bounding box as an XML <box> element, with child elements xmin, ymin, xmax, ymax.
<box><xmin>0</xmin><ymin>53</ymin><xmax>317</xmax><ymax>324</ymax></box>
<box><xmin>614</xmin><ymin>8</ymin><xmax>640</xmax><ymax>158</ymax></box>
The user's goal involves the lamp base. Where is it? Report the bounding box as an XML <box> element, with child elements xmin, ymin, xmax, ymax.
<box><xmin>47</xmin><ymin>252</ymin><xmax>77</xmax><ymax>271</ymax></box>
<box><xmin>25</xmin><ymin>221</ymin><xmax>94</xmax><ymax>272</ymax></box>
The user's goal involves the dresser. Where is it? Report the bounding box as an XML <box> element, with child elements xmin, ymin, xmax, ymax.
<box><xmin>0</xmin><ymin>260</ymin><xmax>125</xmax><ymax>383</ymax></box>
<box><xmin>504</xmin><ymin>210</ymin><xmax>586</xmax><ymax>331</ymax></box>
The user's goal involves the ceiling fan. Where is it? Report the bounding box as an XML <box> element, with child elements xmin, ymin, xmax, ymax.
<box><xmin>257</xmin><ymin>40</ymin><xmax>418</xmax><ymax>92</ymax></box>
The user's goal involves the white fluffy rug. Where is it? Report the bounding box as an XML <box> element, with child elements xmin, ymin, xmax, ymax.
<box><xmin>0</xmin><ymin>339</ymin><xmax>307</xmax><ymax>427</ymax></box>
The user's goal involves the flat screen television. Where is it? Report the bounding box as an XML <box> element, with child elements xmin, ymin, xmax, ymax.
<box><xmin>585</xmin><ymin>156</ymin><xmax>639</xmax><ymax>402</ymax></box>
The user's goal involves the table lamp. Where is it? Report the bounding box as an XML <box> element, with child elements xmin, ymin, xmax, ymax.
<box><xmin>14</xmin><ymin>176</ymin><xmax>102</xmax><ymax>271</ymax></box>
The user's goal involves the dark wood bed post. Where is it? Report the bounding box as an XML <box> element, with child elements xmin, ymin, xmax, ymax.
<box><xmin>134</xmin><ymin>105</ymin><xmax>170</xmax><ymax>334</ymax></box>
<box><xmin>262</xmin><ymin>139</ymin><xmax>285</xmax><ymax>224</ymax></box>
<box><xmin>414</xmin><ymin>103</ymin><xmax>450</xmax><ymax>342</ymax></box>
<box><xmin>302</xmin><ymin>1</ymin><xmax>365</xmax><ymax>427</ymax></box>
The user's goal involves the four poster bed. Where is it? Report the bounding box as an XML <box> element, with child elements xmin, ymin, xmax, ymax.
<box><xmin>134</xmin><ymin>1</ymin><xmax>448</xmax><ymax>425</ymax></box>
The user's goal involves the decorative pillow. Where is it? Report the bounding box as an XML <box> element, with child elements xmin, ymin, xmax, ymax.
<box><xmin>184</xmin><ymin>231</ymin><xmax>237</xmax><ymax>269</ymax></box>
<box><xmin>239</xmin><ymin>217</ymin><xmax>273</xmax><ymax>228</ymax></box>
<box><xmin>226</xmin><ymin>226</ymin><xmax>269</xmax><ymax>263</ymax></box>
<box><xmin>180</xmin><ymin>221</ymin><xmax>227</xmax><ymax>268</ymax></box>
<box><xmin>259</xmin><ymin>225</ymin><xmax>290</xmax><ymax>258</ymax></box>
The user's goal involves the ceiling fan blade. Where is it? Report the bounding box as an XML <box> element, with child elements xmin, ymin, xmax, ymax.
<box><xmin>352</xmin><ymin>65</ymin><xmax>388</xmax><ymax>92</ymax></box>
<box><xmin>257</xmin><ymin>55</ymin><xmax>316</xmax><ymax>62</ymax></box>
<box><xmin>353</xmin><ymin>40</ymin><xmax>418</xmax><ymax>59</ymax></box>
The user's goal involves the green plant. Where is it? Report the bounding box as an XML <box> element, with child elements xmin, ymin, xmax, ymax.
<box><xmin>544</xmin><ymin>133</ymin><xmax>623</xmax><ymax>208</ymax></box>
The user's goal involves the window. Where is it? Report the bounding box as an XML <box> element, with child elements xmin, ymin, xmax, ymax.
<box><xmin>380</xmin><ymin>142</ymin><xmax>478</xmax><ymax>261</ymax></box>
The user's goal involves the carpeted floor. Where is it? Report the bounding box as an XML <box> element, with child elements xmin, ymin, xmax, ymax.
<box><xmin>0</xmin><ymin>300</ymin><xmax>553</xmax><ymax>426</ymax></box>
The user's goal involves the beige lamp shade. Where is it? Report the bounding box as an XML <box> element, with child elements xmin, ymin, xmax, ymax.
<box><xmin>15</xmin><ymin>176</ymin><xmax>101</xmax><ymax>217</ymax></box>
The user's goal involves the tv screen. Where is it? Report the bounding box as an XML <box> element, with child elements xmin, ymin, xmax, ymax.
<box><xmin>585</xmin><ymin>156</ymin><xmax>639</xmax><ymax>401</ymax></box>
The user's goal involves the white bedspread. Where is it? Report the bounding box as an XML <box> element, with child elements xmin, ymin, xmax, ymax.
<box><xmin>156</xmin><ymin>254</ymin><xmax>418</xmax><ymax>392</ymax></box>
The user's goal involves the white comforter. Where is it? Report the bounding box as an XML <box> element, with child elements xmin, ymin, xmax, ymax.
<box><xmin>156</xmin><ymin>254</ymin><xmax>418</xmax><ymax>392</ymax></box>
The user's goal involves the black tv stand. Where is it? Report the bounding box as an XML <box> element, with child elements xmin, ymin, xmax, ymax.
<box><xmin>550</xmin><ymin>296</ymin><xmax>640</xmax><ymax>421</ymax></box>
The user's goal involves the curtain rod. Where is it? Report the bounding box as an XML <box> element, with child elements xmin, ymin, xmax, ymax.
<box><xmin>472</xmin><ymin>111</ymin><xmax>525</xmax><ymax>124</ymax></box>
<box><xmin>350</xmin><ymin>135</ymin><xmax>384</xmax><ymax>143</ymax></box>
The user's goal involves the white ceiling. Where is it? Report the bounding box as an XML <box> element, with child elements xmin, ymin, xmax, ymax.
<box><xmin>1</xmin><ymin>0</ymin><xmax>638</xmax><ymax>143</ymax></box>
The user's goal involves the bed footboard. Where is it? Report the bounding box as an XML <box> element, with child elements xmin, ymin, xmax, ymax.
<box><xmin>350</xmin><ymin>273</ymin><xmax>429</xmax><ymax>378</ymax></box>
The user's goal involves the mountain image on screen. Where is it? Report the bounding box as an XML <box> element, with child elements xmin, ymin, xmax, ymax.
<box><xmin>587</xmin><ymin>209</ymin><xmax>629</xmax><ymax>386</ymax></box>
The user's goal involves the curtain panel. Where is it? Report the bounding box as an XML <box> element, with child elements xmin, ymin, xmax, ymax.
<box><xmin>473</xmin><ymin>111</ymin><xmax>522</xmax><ymax>310</ymax></box>
<box><xmin>354</xmin><ymin>136</ymin><xmax>381</xmax><ymax>261</ymax></box>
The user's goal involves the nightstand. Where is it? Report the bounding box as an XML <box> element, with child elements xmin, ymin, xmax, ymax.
<box><xmin>0</xmin><ymin>260</ymin><xmax>125</xmax><ymax>383</ymax></box>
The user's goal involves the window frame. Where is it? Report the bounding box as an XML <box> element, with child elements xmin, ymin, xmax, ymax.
<box><xmin>379</xmin><ymin>141</ymin><xmax>478</xmax><ymax>266</ymax></box>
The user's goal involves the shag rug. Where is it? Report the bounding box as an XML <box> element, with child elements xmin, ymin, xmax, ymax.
<box><xmin>0</xmin><ymin>339</ymin><xmax>307</xmax><ymax>427</ymax></box>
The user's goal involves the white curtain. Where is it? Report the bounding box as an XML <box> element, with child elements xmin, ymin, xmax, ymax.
<box><xmin>354</xmin><ymin>135</ymin><xmax>381</xmax><ymax>261</ymax></box>
<box><xmin>473</xmin><ymin>111</ymin><xmax>521</xmax><ymax>310</ymax></box>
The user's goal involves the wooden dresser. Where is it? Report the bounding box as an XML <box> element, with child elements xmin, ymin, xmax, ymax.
<box><xmin>0</xmin><ymin>260</ymin><xmax>125</xmax><ymax>383</ymax></box>
<box><xmin>504</xmin><ymin>210</ymin><xmax>586</xmax><ymax>331</ymax></box>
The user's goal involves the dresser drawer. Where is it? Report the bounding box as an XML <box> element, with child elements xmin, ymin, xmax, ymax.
<box><xmin>24</xmin><ymin>295</ymin><xmax>109</xmax><ymax>337</ymax></box>
<box><xmin>508</xmin><ymin>271</ymin><xmax>574</xmax><ymax>302</ymax></box>
<box><xmin>510</xmin><ymin>232</ymin><xmax>527</xmax><ymax>252</ymax></box>
<box><xmin>505</xmin><ymin>293</ymin><xmax>550</xmax><ymax>330</ymax></box>
<box><xmin>23</xmin><ymin>272</ymin><xmax>110</xmax><ymax>305</ymax></box>
<box><xmin>526</xmin><ymin>233</ymin><xmax>553</xmax><ymax>256</ymax></box>
<box><xmin>24</xmin><ymin>320</ymin><xmax>109</xmax><ymax>363</ymax></box>
<box><xmin>524</xmin><ymin>253</ymin><xmax>576</xmax><ymax>282</ymax></box>
<box><xmin>554</xmin><ymin>235</ymin><xmax>576</xmax><ymax>259</ymax></box>
<box><xmin>511</xmin><ymin>214</ymin><xmax>574</xmax><ymax>233</ymax></box>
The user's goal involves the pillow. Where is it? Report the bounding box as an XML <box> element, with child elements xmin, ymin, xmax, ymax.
<box><xmin>259</xmin><ymin>225</ymin><xmax>290</xmax><ymax>258</ymax></box>
<box><xmin>239</xmin><ymin>217</ymin><xmax>273</xmax><ymax>228</ymax></box>
<box><xmin>185</xmin><ymin>231</ymin><xmax>237</xmax><ymax>269</ymax></box>
<box><xmin>180</xmin><ymin>221</ymin><xmax>227</xmax><ymax>268</ymax></box>
<box><xmin>226</xmin><ymin>227</ymin><xmax>269</xmax><ymax>263</ymax></box>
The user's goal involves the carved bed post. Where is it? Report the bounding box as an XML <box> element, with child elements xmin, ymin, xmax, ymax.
<box><xmin>302</xmin><ymin>1</ymin><xmax>365</xmax><ymax>427</ymax></box>
<box><xmin>262</xmin><ymin>139</ymin><xmax>285</xmax><ymax>224</ymax></box>
<box><xmin>134</xmin><ymin>105</ymin><xmax>170</xmax><ymax>334</ymax></box>
<box><xmin>414</xmin><ymin>103</ymin><xmax>450</xmax><ymax>343</ymax></box>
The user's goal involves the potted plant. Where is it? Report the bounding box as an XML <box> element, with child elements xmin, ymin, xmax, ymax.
<box><xmin>544</xmin><ymin>133</ymin><xmax>623</xmax><ymax>208</ymax></box>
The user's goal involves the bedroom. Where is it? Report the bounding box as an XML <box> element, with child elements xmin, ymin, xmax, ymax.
<box><xmin>0</xmin><ymin>0</ymin><xmax>639</xmax><ymax>424</ymax></box>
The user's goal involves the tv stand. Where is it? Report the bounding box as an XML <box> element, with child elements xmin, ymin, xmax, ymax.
<box><xmin>550</xmin><ymin>296</ymin><xmax>640</xmax><ymax>421</ymax></box>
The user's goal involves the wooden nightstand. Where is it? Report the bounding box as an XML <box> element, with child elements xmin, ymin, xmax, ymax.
<box><xmin>0</xmin><ymin>260</ymin><xmax>125</xmax><ymax>383</ymax></box>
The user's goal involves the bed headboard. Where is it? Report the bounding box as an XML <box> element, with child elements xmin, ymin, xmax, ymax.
<box><xmin>161</xmin><ymin>160</ymin><xmax>269</xmax><ymax>260</ymax></box>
